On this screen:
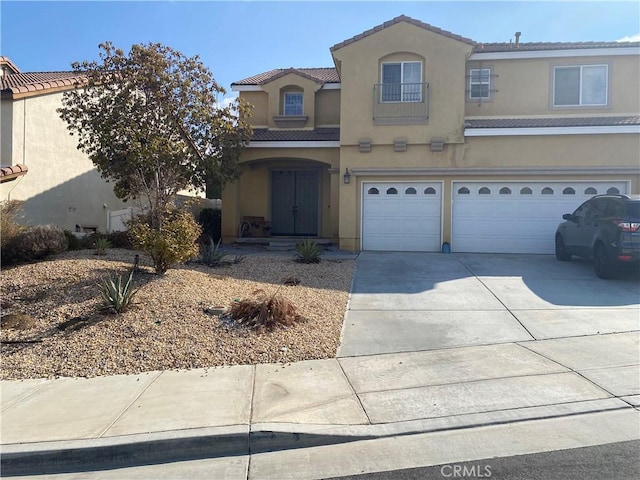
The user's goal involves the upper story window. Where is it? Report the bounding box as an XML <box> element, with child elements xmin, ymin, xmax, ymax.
<box><xmin>468</xmin><ymin>68</ymin><xmax>491</xmax><ymax>100</ymax></box>
<box><xmin>283</xmin><ymin>92</ymin><xmax>303</xmax><ymax>115</ymax></box>
<box><xmin>553</xmin><ymin>64</ymin><xmax>608</xmax><ymax>107</ymax></box>
<box><xmin>381</xmin><ymin>61</ymin><xmax>422</xmax><ymax>102</ymax></box>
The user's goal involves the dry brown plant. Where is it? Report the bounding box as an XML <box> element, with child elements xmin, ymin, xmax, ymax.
<box><xmin>227</xmin><ymin>288</ymin><xmax>306</xmax><ymax>331</ymax></box>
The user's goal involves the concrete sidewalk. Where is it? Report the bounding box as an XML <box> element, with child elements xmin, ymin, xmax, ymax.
<box><xmin>2</xmin><ymin>253</ymin><xmax>639</xmax><ymax>476</ymax></box>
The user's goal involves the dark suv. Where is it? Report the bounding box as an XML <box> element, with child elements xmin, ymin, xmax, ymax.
<box><xmin>555</xmin><ymin>194</ymin><xmax>640</xmax><ymax>278</ymax></box>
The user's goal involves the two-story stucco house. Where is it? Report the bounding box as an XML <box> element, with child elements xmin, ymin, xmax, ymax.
<box><xmin>224</xmin><ymin>15</ymin><xmax>640</xmax><ymax>254</ymax></box>
<box><xmin>0</xmin><ymin>57</ymin><xmax>130</xmax><ymax>233</ymax></box>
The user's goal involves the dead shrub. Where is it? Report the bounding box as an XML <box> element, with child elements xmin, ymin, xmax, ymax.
<box><xmin>2</xmin><ymin>224</ymin><xmax>68</xmax><ymax>265</ymax></box>
<box><xmin>1</xmin><ymin>200</ymin><xmax>25</xmax><ymax>249</ymax></box>
<box><xmin>227</xmin><ymin>288</ymin><xmax>306</xmax><ymax>330</ymax></box>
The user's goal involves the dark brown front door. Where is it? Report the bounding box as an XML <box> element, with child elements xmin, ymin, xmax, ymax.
<box><xmin>271</xmin><ymin>170</ymin><xmax>319</xmax><ymax>236</ymax></box>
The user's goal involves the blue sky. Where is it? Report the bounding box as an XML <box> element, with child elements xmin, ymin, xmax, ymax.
<box><xmin>2</xmin><ymin>1</ymin><xmax>639</xmax><ymax>101</ymax></box>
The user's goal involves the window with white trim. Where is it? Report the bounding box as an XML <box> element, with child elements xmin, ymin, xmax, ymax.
<box><xmin>468</xmin><ymin>68</ymin><xmax>491</xmax><ymax>100</ymax></box>
<box><xmin>283</xmin><ymin>92</ymin><xmax>303</xmax><ymax>115</ymax></box>
<box><xmin>381</xmin><ymin>61</ymin><xmax>422</xmax><ymax>102</ymax></box>
<box><xmin>553</xmin><ymin>65</ymin><xmax>608</xmax><ymax>107</ymax></box>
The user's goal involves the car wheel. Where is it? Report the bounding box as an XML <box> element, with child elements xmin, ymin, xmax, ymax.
<box><xmin>555</xmin><ymin>235</ymin><xmax>571</xmax><ymax>261</ymax></box>
<box><xmin>594</xmin><ymin>243</ymin><xmax>616</xmax><ymax>279</ymax></box>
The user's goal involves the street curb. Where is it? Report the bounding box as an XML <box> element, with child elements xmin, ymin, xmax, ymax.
<box><xmin>2</xmin><ymin>400</ymin><xmax>631</xmax><ymax>476</ymax></box>
<box><xmin>1</xmin><ymin>427</ymin><xmax>248</xmax><ymax>477</ymax></box>
<box><xmin>1</xmin><ymin>428</ymin><xmax>372</xmax><ymax>477</ymax></box>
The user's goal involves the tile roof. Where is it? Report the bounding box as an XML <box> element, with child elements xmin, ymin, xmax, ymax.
<box><xmin>1</xmin><ymin>71</ymin><xmax>85</xmax><ymax>95</ymax></box>
<box><xmin>232</xmin><ymin>68</ymin><xmax>340</xmax><ymax>86</ymax></box>
<box><xmin>0</xmin><ymin>56</ymin><xmax>22</xmax><ymax>74</ymax></box>
<box><xmin>235</xmin><ymin>16</ymin><xmax>639</xmax><ymax>86</ymax></box>
<box><xmin>330</xmin><ymin>15</ymin><xmax>476</xmax><ymax>52</ymax></box>
<box><xmin>251</xmin><ymin>128</ymin><xmax>340</xmax><ymax>142</ymax></box>
<box><xmin>472</xmin><ymin>41</ymin><xmax>640</xmax><ymax>53</ymax></box>
<box><xmin>465</xmin><ymin>116</ymin><xmax>640</xmax><ymax>129</ymax></box>
<box><xmin>0</xmin><ymin>164</ymin><xmax>28</xmax><ymax>183</ymax></box>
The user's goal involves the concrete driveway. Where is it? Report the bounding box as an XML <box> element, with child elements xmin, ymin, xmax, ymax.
<box><xmin>338</xmin><ymin>252</ymin><xmax>640</xmax><ymax>357</ymax></box>
<box><xmin>335</xmin><ymin>251</ymin><xmax>639</xmax><ymax>428</ymax></box>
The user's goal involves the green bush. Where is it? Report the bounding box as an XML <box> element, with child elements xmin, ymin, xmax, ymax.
<box><xmin>3</xmin><ymin>224</ymin><xmax>68</xmax><ymax>264</ymax></box>
<box><xmin>128</xmin><ymin>208</ymin><xmax>202</xmax><ymax>274</ymax></box>
<box><xmin>295</xmin><ymin>239</ymin><xmax>322</xmax><ymax>264</ymax></box>
<box><xmin>98</xmin><ymin>269</ymin><xmax>138</xmax><ymax>313</ymax></box>
<box><xmin>198</xmin><ymin>208</ymin><xmax>222</xmax><ymax>243</ymax></box>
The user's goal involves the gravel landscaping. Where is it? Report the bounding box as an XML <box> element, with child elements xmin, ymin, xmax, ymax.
<box><xmin>0</xmin><ymin>247</ymin><xmax>356</xmax><ymax>380</ymax></box>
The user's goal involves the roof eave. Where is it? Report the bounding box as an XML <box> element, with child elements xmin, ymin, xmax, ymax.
<box><xmin>330</xmin><ymin>14</ymin><xmax>476</xmax><ymax>53</ymax></box>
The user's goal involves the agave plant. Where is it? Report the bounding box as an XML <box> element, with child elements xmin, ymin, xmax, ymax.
<box><xmin>94</xmin><ymin>236</ymin><xmax>112</xmax><ymax>255</ymax></box>
<box><xmin>295</xmin><ymin>239</ymin><xmax>322</xmax><ymax>264</ymax></box>
<box><xmin>200</xmin><ymin>238</ymin><xmax>225</xmax><ymax>265</ymax></box>
<box><xmin>97</xmin><ymin>269</ymin><xmax>138</xmax><ymax>313</ymax></box>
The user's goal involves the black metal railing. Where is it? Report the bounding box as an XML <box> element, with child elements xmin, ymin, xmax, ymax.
<box><xmin>373</xmin><ymin>83</ymin><xmax>429</xmax><ymax>123</ymax></box>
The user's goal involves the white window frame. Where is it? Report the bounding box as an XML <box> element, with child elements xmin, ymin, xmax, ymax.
<box><xmin>468</xmin><ymin>68</ymin><xmax>491</xmax><ymax>100</ymax></box>
<box><xmin>553</xmin><ymin>64</ymin><xmax>608</xmax><ymax>107</ymax></box>
<box><xmin>283</xmin><ymin>92</ymin><xmax>303</xmax><ymax>115</ymax></box>
<box><xmin>380</xmin><ymin>61</ymin><xmax>423</xmax><ymax>103</ymax></box>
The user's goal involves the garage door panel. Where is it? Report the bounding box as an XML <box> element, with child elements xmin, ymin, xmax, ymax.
<box><xmin>452</xmin><ymin>182</ymin><xmax>627</xmax><ymax>254</ymax></box>
<box><xmin>363</xmin><ymin>182</ymin><xmax>442</xmax><ymax>252</ymax></box>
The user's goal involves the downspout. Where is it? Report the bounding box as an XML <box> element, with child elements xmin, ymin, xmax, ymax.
<box><xmin>6</xmin><ymin>97</ymin><xmax>27</xmax><ymax>200</ymax></box>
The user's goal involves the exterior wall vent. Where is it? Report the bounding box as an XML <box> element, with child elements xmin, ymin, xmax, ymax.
<box><xmin>393</xmin><ymin>138</ymin><xmax>407</xmax><ymax>152</ymax></box>
<box><xmin>430</xmin><ymin>137</ymin><xmax>445</xmax><ymax>152</ymax></box>
<box><xmin>358</xmin><ymin>139</ymin><xmax>372</xmax><ymax>152</ymax></box>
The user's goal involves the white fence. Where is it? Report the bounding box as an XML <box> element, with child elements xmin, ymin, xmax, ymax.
<box><xmin>107</xmin><ymin>207</ymin><xmax>144</xmax><ymax>232</ymax></box>
<box><xmin>106</xmin><ymin>198</ymin><xmax>221</xmax><ymax>233</ymax></box>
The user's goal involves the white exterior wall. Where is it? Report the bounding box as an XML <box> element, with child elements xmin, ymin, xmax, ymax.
<box><xmin>0</xmin><ymin>91</ymin><xmax>129</xmax><ymax>232</ymax></box>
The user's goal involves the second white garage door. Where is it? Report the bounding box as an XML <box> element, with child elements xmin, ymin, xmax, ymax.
<box><xmin>452</xmin><ymin>181</ymin><xmax>628</xmax><ymax>254</ymax></box>
<box><xmin>362</xmin><ymin>182</ymin><xmax>442</xmax><ymax>251</ymax></box>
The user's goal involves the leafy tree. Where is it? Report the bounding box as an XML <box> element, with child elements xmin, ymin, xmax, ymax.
<box><xmin>58</xmin><ymin>41</ymin><xmax>252</xmax><ymax>230</ymax></box>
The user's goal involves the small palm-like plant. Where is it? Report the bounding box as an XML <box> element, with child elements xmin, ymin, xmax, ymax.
<box><xmin>98</xmin><ymin>269</ymin><xmax>138</xmax><ymax>313</ymax></box>
<box><xmin>232</xmin><ymin>254</ymin><xmax>246</xmax><ymax>264</ymax></box>
<box><xmin>295</xmin><ymin>239</ymin><xmax>321</xmax><ymax>263</ymax></box>
<box><xmin>201</xmin><ymin>238</ymin><xmax>225</xmax><ymax>265</ymax></box>
<box><xmin>94</xmin><ymin>236</ymin><xmax>112</xmax><ymax>255</ymax></box>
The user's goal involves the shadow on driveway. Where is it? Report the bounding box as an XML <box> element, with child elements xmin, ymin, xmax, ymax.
<box><xmin>352</xmin><ymin>252</ymin><xmax>639</xmax><ymax>308</ymax></box>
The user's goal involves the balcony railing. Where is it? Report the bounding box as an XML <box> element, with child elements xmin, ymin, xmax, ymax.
<box><xmin>373</xmin><ymin>83</ymin><xmax>429</xmax><ymax>125</ymax></box>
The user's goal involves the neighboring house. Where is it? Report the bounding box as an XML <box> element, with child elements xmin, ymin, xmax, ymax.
<box><xmin>224</xmin><ymin>15</ymin><xmax>640</xmax><ymax>254</ymax></box>
<box><xmin>0</xmin><ymin>56</ymin><xmax>130</xmax><ymax>233</ymax></box>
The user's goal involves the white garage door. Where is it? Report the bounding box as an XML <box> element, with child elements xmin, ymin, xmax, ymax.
<box><xmin>362</xmin><ymin>182</ymin><xmax>442</xmax><ymax>251</ymax></box>
<box><xmin>452</xmin><ymin>181</ymin><xmax>628</xmax><ymax>254</ymax></box>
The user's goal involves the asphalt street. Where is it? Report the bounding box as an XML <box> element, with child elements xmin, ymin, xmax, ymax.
<box><xmin>326</xmin><ymin>440</ymin><xmax>640</xmax><ymax>480</ymax></box>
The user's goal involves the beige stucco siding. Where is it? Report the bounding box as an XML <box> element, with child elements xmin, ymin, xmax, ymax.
<box><xmin>315</xmin><ymin>89</ymin><xmax>340</xmax><ymax>126</ymax></box>
<box><xmin>241</xmin><ymin>91</ymin><xmax>268</xmax><ymax>127</ymax></box>
<box><xmin>333</xmin><ymin>21</ymin><xmax>473</xmax><ymax>146</ymax></box>
<box><xmin>260</xmin><ymin>74</ymin><xmax>323</xmax><ymax>129</ymax></box>
<box><xmin>466</xmin><ymin>54</ymin><xmax>640</xmax><ymax>116</ymax></box>
<box><xmin>337</xmin><ymin>133</ymin><xmax>639</xmax><ymax>172</ymax></box>
<box><xmin>0</xmin><ymin>92</ymin><xmax>129</xmax><ymax>231</ymax></box>
<box><xmin>464</xmin><ymin>134</ymin><xmax>640</xmax><ymax>169</ymax></box>
<box><xmin>340</xmin><ymin>143</ymin><xmax>462</xmax><ymax>170</ymax></box>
